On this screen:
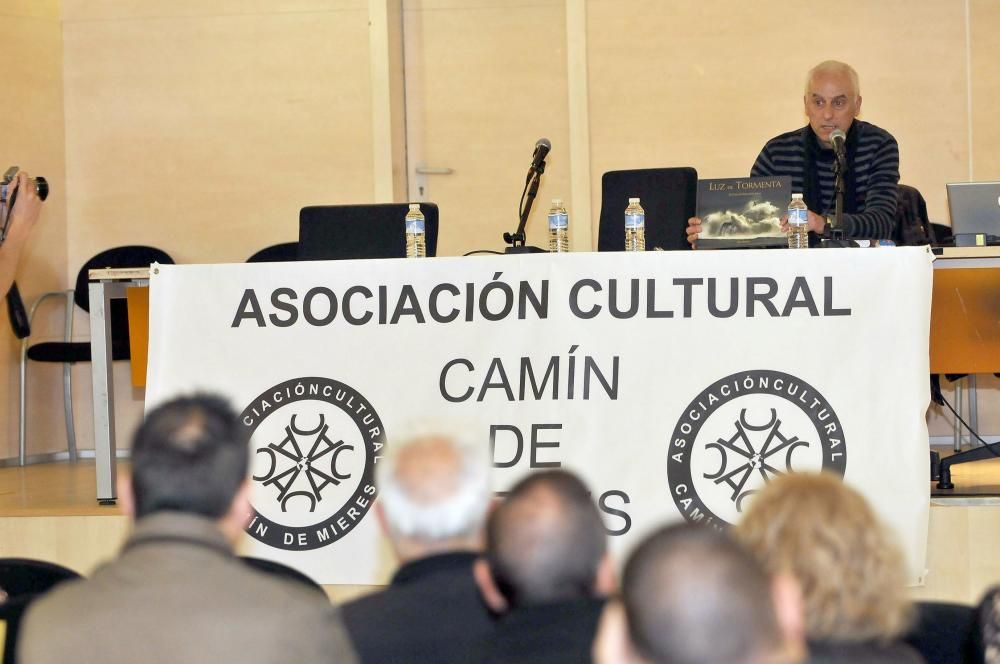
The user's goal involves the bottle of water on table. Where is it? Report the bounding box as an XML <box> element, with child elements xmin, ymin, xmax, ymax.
<box><xmin>787</xmin><ymin>193</ymin><xmax>809</xmax><ymax>249</ymax></box>
<box><xmin>405</xmin><ymin>203</ymin><xmax>426</xmax><ymax>258</ymax></box>
<box><xmin>548</xmin><ymin>199</ymin><xmax>569</xmax><ymax>253</ymax></box>
<box><xmin>625</xmin><ymin>197</ymin><xmax>645</xmax><ymax>252</ymax></box>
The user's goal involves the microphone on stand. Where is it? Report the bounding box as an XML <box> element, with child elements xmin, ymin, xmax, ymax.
<box><xmin>829</xmin><ymin>129</ymin><xmax>847</xmax><ymax>169</ymax></box>
<box><xmin>503</xmin><ymin>138</ymin><xmax>550</xmax><ymax>254</ymax></box>
<box><xmin>528</xmin><ymin>138</ymin><xmax>551</xmax><ymax>175</ymax></box>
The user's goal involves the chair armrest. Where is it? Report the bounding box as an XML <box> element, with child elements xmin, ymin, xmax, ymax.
<box><xmin>26</xmin><ymin>290</ymin><xmax>76</xmax><ymax>343</ymax></box>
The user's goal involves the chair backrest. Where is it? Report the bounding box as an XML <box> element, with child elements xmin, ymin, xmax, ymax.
<box><xmin>931</xmin><ymin>222</ymin><xmax>953</xmax><ymax>245</ymax></box>
<box><xmin>240</xmin><ymin>556</ymin><xmax>326</xmax><ymax>598</ymax></box>
<box><xmin>0</xmin><ymin>558</ymin><xmax>81</xmax><ymax>600</ymax></box>
<box><xmin>598</xmin><ymin>168</ymin><xmax>697</xmax><ymax>252</ymax></box>
<box><xmin>73</xmin><ymin>246</ymin><xmax>175</xmax><ymax>312</ymax></box>
<box><xmin>903</xmin><ymin>600</ymin><xmax>981</xmax><ymax>664</ymax></box>
<box><xmin>246</xmin><ymin>242</ymin><xmax>299</xmax><ymax>263</ymax></box>
<box><xmin>298</xmin><ymin>203</ymin><xmax>440</xmax><ymax>260</ymax></box>
<box><xmin>895</xmin><ymin>184</ymin><xmax>935</xmax><ymax>246</ymax></box>
<box><xmin>72</xmin><ymin>246</ymin><xmax>174</xmax><ymax>359</ymax></box>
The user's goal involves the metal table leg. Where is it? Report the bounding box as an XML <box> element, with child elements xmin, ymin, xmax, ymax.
<box><xmin>89</xmin><ymin>280</ymin><xmax>119</xmax><ymax>504</ymax></box>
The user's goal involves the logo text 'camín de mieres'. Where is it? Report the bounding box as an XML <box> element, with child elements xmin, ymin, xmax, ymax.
<box><xmin>241</xmin><ymin>377</ymin><xmax>385</xmax><ymax>551</ymax></box>
<box><xmin>668</xmin><ymin>370</ymin><xmax>846</xmax><ymax>527</ymax></box>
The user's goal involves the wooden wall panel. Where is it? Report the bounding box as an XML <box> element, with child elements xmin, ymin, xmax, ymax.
<box><xmin>0</xmin><ymin>1</ymin><xmax>68</xmax><ymax>459</ymax></box>
<box><xmin>61</xmin><ymin>1</ymin><xmax>373</xmax><ymax>269</ymax></box>
<box><xmin>969</xmin><ymin>0</ymin><xmax>1000</xmax><ymax>180</ymax></box>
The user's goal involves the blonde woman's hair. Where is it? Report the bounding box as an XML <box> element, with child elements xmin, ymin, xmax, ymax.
<box><xmin>735</xmin><ymin>472</ymin><xmax>912</xmax><ymax>643</ymax></box>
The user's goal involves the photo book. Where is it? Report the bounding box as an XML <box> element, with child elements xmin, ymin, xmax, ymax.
<box><xmin>696</xmin><ymin>176</ymin><xmax>792</xmax><ymax>249</ymax></box>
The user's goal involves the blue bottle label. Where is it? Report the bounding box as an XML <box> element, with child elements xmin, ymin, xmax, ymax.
<box><xmin>548</xmin><ymin>213</ymin><xmax>568</xmax><ymax>230</ymax></box>
<box><xmin>625</xmin><ymin>213</ymin><xmax>644</xmax><ymax>229</ymax></box>
<box><xmin>405</xmin><ymin>219</ymin><xmax>425</xmax><ymax>234</ymax></box>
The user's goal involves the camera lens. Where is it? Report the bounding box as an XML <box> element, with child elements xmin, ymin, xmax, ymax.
<box><xmin>34</xmin><ymin>176</ymin><xmax>49</xmax><ymax>201</ymax></box>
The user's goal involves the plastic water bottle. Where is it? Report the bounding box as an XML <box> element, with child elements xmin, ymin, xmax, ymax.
<box><xmin>405</xmin><ymin>203</ymin><xmax>426</xmax><ymax>258</ymax></box>
<box><xmin>625</xmin><ymin>197</ymin><xmax>645</xmax><ymax>252</ymax></box>
<box><xmin>787</xmin><ymin>193</ymin><xmax>809</xmax><ymax>249</ymax></box>
<box><xmin>548</xmin><ymin>199</ymin><xmax>569</xmax><ymax>253</ymax></box>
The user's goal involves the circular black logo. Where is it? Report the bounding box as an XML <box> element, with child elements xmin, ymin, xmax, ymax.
<box><xmin>667</xmin><ymin>370</ymin><xmax>846</xmax><ymax>527</ymax></box>
<box><xmin>241</xmin><ymin>377</ymin><xmax>384</xmax><ymax>551</ymax></box>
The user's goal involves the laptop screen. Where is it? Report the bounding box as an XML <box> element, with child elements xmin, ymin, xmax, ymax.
<box><xmin>946</xmin><ymin>181</ymin><xmax>1000</xmax><ymax>236</ymax></box>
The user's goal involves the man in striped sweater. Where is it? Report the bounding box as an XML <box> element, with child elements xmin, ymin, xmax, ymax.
<box><xmin>687</xmin><ymin>61</ymin><xmax>899</xmax><ymax>245</ymax></box>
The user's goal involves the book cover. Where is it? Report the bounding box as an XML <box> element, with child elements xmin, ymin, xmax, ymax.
<box><xmin>696</xmin><ymin>176</ymin><xmax>792</xmax><ymax>248</ymax></box>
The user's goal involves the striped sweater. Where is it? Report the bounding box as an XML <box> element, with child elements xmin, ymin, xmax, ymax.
<box><xmin>750</xmin><ymin>120</ymin><xmax>900</xmax><ymax>239</ymax></box>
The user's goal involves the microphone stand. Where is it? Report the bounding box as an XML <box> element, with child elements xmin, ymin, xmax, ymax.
<box><xmin>820</xmin><ymin>153</ymin><xmax>851</xmax><ymax>248</ymax></box>
<box><xmin>832</xmin><ymin>156</ymin><xmax>845</xmax><ymax>238</ymax></box>
<box><xmin>503</xmin><ymin>160</ymin><xmax>546</xmax><ymax>254</ymax></box>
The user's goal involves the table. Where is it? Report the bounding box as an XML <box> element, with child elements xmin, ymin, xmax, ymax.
<box><xmin>88</xmin><ymin>266</ymin><xmax>151</xmax><ymax>504</ymax></box>
<box><xmin>929</xmin><ymin>247</ymin><xmax>1000</xmax><ymax>455</ymax></box>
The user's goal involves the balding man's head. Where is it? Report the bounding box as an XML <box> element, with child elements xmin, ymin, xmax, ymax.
<box><xmin>483</xmin><ymin>470</ymin><xmax>607</xmax><ymax>609</ymax></box>
<box><xmin>377</xmin><ymin>427</ymin><xmax>490</xmax><ymax>557</ymax></box>
<box><xmin>620</xmin><ymin>523</ymin><xmax>798</xmax><ymax>664</ymax></box>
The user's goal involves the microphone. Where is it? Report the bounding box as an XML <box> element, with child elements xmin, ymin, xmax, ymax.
<box><xmin>829</xmin><ymin>129</ymin><xmax>847</xmax><ymax>167</ymax></box>
<box><xmin>529</xmin><ymin>138</ymin><xmax>551</xmax><ymax>173</ymax></box>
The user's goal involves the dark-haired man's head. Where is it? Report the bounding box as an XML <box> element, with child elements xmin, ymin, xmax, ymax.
<box><xmin>594</xmin><ymin>522</ymin><xmax>804</xmax><ymax>664</ymax></box>
<box><xmin>122</xmin><ymin>394</ymin><xmax>250</xmax><ymax>541</ymax></box>
<box><xmin>475</xmin><ymin>469</ymin><xmax>613</xmax><ymax>613</ymax></box>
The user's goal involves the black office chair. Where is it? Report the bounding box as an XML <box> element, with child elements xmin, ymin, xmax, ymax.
<box><xmin>10</xmin><ymin>245</ymin><xmax>174</xmax><ymax>465</ymax></box>
<box><xmin>597</xmin><ymin>168</ymin><xmax>698</xmax><ymax>252</ymax></box>
<box><xmin>0</xmin><ymin>559</ymin><xmax>81</xmax><ymax>664</ymax></box>
<box><xmin>1</xmin><ymin>594</ymin><xmax>36</xmax><ymax>664</ymax></box>
<box><xmin>246</xmin><ymin>242</ymin><xmax>299</xmax><ymax>263</ymax></box>
<box><xmin>0</xmin><ymin>558</ymin><xmax>81</xmax><ymax>600</ymax></box>
<box><xmin>895</xmin><ymin>184</ymin><xmax>935</xmax><ymax>246</ymax></box>
<box><xmin>240</xmin><ymin>556</ymin><xmax>326</xmax><ymax>598</ymax></box>
<box><xmin>932</xmin><ymin>222</ymin><xmax>954</xmax><ymax>245</ymax></box>
<box><xmin>298</xmin><ymin>203</ymin><xmax>439</xmax><ymax>260</ymax></box>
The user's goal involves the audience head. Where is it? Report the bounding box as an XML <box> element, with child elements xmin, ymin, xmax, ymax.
<box><xmin>476</xmin><ymin>469</ymin><xmax>611</xmax><ymax>612</ymax></box>
<box><xmin>595</xmin><ymin>522</ymin><xmax>803</xmax><ymax>664</ymax></box>
<box><xmin>376</xmin><ymin>424</ymin><xmax>491</xmax><ymax>559</ymax></box>
<box><xmin>127</xmin><ymin>394</ymin><xmax>249</xmax><ymax>526</ymax></box>
<box><xmin>736</xmin><ymin>472</ymin><xmax>913</xmax><ymax>644</ymax></box>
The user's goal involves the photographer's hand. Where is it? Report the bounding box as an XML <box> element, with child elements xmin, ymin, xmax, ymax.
<box><xmin>6</xmin><ymin>171</ymin><xmax>43</xmax><ymax>240</ymax></box>
<box><xmin>0</xmin><ymin>171</ymin><xmax>44</xmax><ymax>294</ymax></box>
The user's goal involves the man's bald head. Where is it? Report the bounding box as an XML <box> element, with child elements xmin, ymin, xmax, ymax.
<box><xmin>485</xmin><ymin>470</ymin><xmax>606</xmax><ymax>608</ymax></box>
<box><xmin>623</xmin><ymin>524</ymin><xmax>788</xmax><ymax>664</ymax></box>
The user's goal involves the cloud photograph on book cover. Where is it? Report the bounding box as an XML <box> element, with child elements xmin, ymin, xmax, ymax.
<box><xmin>702</xmin><ymin>200</ymin><xmax>783</xmax><ymax>239</ymax></box>
<box><xmin>695</xmin><ymin>176</ymin><xmax>791</xmax><ymax>247</ymax></box>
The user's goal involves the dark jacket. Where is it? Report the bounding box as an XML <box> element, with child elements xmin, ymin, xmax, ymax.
<box><xmin>342</xmin><ymin>551</ymin><xmax>495</xmax><ymax>664</ymax></box>
<box><xmin>476</xmin><ymin>596</ymin><xmax>606</xmax><ymax>664</ymax></box>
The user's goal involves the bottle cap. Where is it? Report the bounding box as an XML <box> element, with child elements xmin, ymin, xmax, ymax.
<box><xmin>408</xmin><ymin>203</ymin><xmax>420</xmax><ymax>210</ymax></box>
<box><xmin>552</xmin><ymin>198</ymin><xmax>563</xmax><ymax>206</ymax></box>
<box><xmin>791</xmin><ymin>193</ymin><xmax>803</xmax><ymax>199</ymax></box>
<box><xmin>628</xmin><ymin>197</ymin><xmax>640</xmax><ymax>203</ymax></box>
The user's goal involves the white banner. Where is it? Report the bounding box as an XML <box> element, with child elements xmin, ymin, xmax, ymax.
<box><xmin>146</xmin><ymin>248</ymin><xmax>934</xmax><ymax>585</ymax></box>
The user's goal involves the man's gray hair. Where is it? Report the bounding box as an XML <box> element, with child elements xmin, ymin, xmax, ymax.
<box><xmin>377</xmin><ymin>424</ymin><xmax>490</xmax><ymax>542</ymax></box>
<box><xmin>805</xmin><ymin>60</ymin><xmax>860</xmax><ymax>99</ymax></box>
